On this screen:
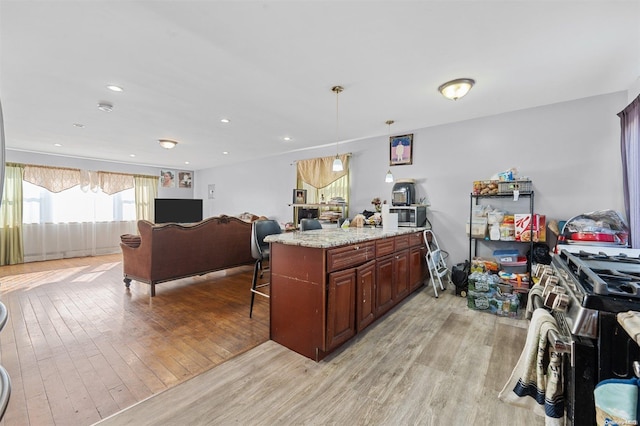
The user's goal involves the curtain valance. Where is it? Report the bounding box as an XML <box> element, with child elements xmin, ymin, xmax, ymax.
<box><xmin>22</xmin><ymin>164</ymin><xmax>154</xmax><ymax>194</ymax></box>
<box><xmin>296</xmin><ymin>154</ymin><xmax>349</xmax><ymax>188</ymax></box>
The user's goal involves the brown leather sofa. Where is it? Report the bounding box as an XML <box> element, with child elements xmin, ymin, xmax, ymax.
<box><xmin>120</xmin><ymin>216</ymin><xmax>254</xmax><ymax>296</ymax></box>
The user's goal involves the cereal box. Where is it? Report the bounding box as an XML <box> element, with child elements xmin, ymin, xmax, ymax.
<box><xmin>514</xmin><ymin>214</ymin><xmax>546</xmax><ymax>242</ymax></box>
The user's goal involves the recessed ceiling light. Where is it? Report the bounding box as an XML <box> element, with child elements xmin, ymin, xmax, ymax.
<box><xmin>222</xmin><ymin>151</ymin><xmax>229</xmax><ymax>155</ymax></box>
<box><xmin>129</xmin><ymin>154</ymin><xmax>136</xmax><ymax>158</ymax></box>
<box><xmin>73</xmin><ymin>123</ymin><xmax>85</xmax><ymax>128</ymax></box>
<box><xmin>54</xmin><ymin>143</ymin><xmax>62</xmax><ymax>147</ymax></box>
<box><xmin>97</xmin><ymin>102</ymin><xmax>113</xmax><ymax>112</ymax></box>
<box><xmin>106</xmin><ymin>85</ymin><xmax>123</xmax><ymax>92</ymax></box>
<box><xmin>283</xmin><ymin>137</ymin><xmax>291</xmax><ymax>141</ymax></box>
<box><xmin>184</xmin><ymin>161</ymin><xmax>190</xmax><ymax>165</ymax></box>
<box><xmin>220</xmin><ymin>118</ymin><xmax>230</xmax><ymax>123</ymax></box>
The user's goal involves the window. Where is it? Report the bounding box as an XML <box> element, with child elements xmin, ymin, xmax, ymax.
<box><xmin>23</xmin><ymin>181</ymin><xmax>136</xmax><ymax>224</ymax></box>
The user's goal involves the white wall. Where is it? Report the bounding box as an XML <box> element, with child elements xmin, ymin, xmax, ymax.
<box><xmin>195</xmin><ymin>91</ymin><xmax>629</xmax><ymax>266</ymax></box>
<box><xmin>6</xmin><ymin>92</ymin><xmax>630</xmax><ymax>266</ymax></box>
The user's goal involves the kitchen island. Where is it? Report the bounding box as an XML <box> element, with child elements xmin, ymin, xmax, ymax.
<box><xmin>265</xmin><ymin>227</ymin><xmax>429</xmax><ymax>361</ymax></box>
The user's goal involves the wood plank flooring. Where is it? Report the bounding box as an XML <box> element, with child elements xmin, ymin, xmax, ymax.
<box><xmin>0</xmin><ymin>255</ymin><xmax>544</xmax><ymax>425</ymax></box>
<box><xmin>0</xmin><ymin>255</ymin><xmax>269</xmax><ymax>426</ymax></box>
<box><xmin>95</xmin><ymin>282</ymin><xmax>544</xmax><ymax>425</ymax></box>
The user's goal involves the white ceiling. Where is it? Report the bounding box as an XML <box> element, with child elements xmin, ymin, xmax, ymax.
<box><xmin>1</xmin><ymin>1</ymin><xmax>639</xmax><ymax>171</ymax></box>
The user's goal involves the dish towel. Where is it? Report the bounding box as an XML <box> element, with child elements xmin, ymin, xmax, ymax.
<box><xmin>594</xmin><ymin>378</ymin><xmax>639</xmax><ymax>425</ymax></box>
<box><xmin>499</xmin><ymin>308</ymin><xmax>564</xmax><ymax>426</ymax></box>
<box><xmin>526</xmin><ymin>284</ymin><xmax>545</xmax><ymax>320</ymax></box>
<box><xmin>617</xmin><ymin>311</ymin><xmax>640</xmax><ymax>347</ymax></box>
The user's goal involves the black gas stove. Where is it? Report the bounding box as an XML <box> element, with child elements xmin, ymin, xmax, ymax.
<box><xmin>557</xmin><ymin>248</ymin><xmax>640</xmax><ymax>314</ymax></box>
<box><xmin>535</xmin><ymin>247</ymin><xmax>640</xmax><ymax>426</ymax></box>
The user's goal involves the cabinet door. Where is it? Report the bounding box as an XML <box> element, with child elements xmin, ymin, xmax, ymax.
<box><xmin>356</xmin><ymin>260</ymin><xmax>376</xmax><ymax>332</ymax></box>
<box><xmin>393</xmin><ymin>249</ymin><xmax>410</xmax><ymax>301</ymax></box>
<box><xmin>409</xmin><ymin>245</ymin><xmax>426</xmax><ymax>291</ymax></box>
<box><xmin>375</xmin><ymin>255</ymin><xmax>394</xmax><ymax>316</ymax></box>
<box><xmin>327</xmin><ymin>268</ymin><xmax>357</xmax><ymax>351</ymax></box>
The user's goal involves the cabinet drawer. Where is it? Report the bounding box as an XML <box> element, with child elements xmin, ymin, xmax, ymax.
<box><xmin>409</xmin><ymin>231</ymin><xmax>424</xmax><ymax>247</ymax></box>
<box><xmin>327</xmin><ymin>242</ymin><xmax>376</xmax><ymax>272</ymax></box>
<box><xmin>395</xmin><ymin>235</ymin><xmax>410</xmax><ymax>250</ymax></box>
<box><xmin>376</xmin><ymin>238</ymin><xmax>395</xmax><ymax>257</ymax></box>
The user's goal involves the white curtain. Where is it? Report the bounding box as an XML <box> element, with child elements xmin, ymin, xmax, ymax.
<box><xmin>22</xmin><ymin>181</ymin><xmax>136</xmax><ymax>262</ymax></box>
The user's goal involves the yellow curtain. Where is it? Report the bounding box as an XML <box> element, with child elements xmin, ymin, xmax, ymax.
<box><xmin>0</xmin><ymin>163</ymin><xmax>25</xmax><ymax>265</ymax></box>
<box><xmin>296</xmin><ymin>154</ymin><xmax>349</xmax><ymax>188</ymax></box>
<box><xmin>134</xmin><ymin>175</ymin><xmax>158</xmax><ymax>222</ymax></box>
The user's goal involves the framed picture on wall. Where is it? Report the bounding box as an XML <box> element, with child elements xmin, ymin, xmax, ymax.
<box><xmin>389</xmin><ymin>134</ymin><xmax>413</xmax><ymax>166</ymax></box>
<box><xmin>293</xmin><ymin>189</ymin><xmax>307</xmax><ymax>204</ymax></box>
<box><xmin>178</xmin><ymin>171</ymin><xmax>192</xmax><ymax>188</ymax></box>
<box><xmin>160</xmin><ymin>169</ymin><xmax>176</xmax><ymax>188</ymax></box>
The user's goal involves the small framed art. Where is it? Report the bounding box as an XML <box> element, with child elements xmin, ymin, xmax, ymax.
<box><xmin>389</xmin><ymin>134</ymin><xmax>413</xmax><ymax>166</ymax></box>
<box><xmin>293</xmin><ymin>189</ymin><xmax>307</xmax><ymax>204</ymax></box>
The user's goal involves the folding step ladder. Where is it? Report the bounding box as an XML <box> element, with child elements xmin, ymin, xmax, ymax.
<box><xmin>423</xmin><ymin>229</ymin><xmax>449</xmax><ymax>298</ymax></box>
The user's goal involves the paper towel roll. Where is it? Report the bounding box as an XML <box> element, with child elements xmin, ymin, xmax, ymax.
<box><xmin>383</xmin><ymin>213</ymin><xmax>398</xmax><ymax>231</ymax></box>
<box><xmin>382</xmin><ymin>204</ymin><xmax>390</xmax><ymax>215</ymax></box>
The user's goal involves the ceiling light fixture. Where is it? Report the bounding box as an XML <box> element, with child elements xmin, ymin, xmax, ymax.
<box><xmin>97</xmin><ymin>102</ymin><xmax>113</xmax><ymax>112</ymax></box>
<box><xmin>220</xmin><ymin>118</ymin><xmax>230</xmax><ymax>123</ymax></box>
<box><xmin>106</xmin><ymin>85</ymin><xmax>123</xmax><ymax>92</ymax></box>
<box><xmin>158</xmin><ymin>139</ymin><xmax>178</xmax><ymax>149</ymax></box>
<box><xmin>385</xmin><ymin>120</ymin><xmax>395</xmax><ymax>183</ymax></box>
<box><xmin>438</xmin><ymin>78</ymin><xmax>475</xmax><ymax>100</ymax></box>
<box><xmin>332</xmin><ymin>85</ymin><xmax>344</xmax><ymax>172</ymax></box>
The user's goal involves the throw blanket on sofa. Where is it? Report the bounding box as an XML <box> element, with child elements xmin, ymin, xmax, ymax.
<box><xmin>498</xmin><ymin>308</ymin><xmax>564</xmax><ymax>425</ymax></box>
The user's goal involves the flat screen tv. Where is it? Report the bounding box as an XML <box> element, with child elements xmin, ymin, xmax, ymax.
<box><xmin>154</xmin><ymin>198</ymin><xmax>203</xmax><ymax>224</ymax></box>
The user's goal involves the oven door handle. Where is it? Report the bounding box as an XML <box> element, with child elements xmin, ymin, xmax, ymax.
<box><xmin>531</xmin><ymin>292</ymin><xmax>572</xmax><ymax>355</ymax></box>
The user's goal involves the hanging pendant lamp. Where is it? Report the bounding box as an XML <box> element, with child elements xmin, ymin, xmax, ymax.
<box><xmin>385</xmin><ymin>120</ymin><xmax>394</xmax><ymax>182</ymax></box>
<box><xmin>332</xmin><ymin>85</ymin><xmax>344</xmax><ymax>172</ymax></box>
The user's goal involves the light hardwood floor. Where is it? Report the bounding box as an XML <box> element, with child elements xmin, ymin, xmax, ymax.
<box><xmin>0</xmin><ymin>255</ymin><xmax>269</xmax><ymax>425</ymax></box>
<box><xmin>0</xmin><ymin>255</ymin><xmax>543</xmax><ymax>425</ymax></box>
<box><xmin>96</xmin><ymin>279</ymin><xmax>545</xmax><ymax>424</ymax></box>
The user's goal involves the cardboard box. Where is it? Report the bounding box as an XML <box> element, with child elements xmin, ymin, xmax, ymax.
<box><xmin>514</xmin><ymin>214</ymin><xmax>546</xmax><ymax>242</ymax></box>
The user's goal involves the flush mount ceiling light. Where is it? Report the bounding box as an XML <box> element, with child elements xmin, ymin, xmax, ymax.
<box><xmin>97</xmin><ymin>102</ymin><xmax>113</xmax><ymax>112</ymax></box>
<box><xmin>158</xmin><ymin>139</ymin><xmax>178</xmax><ymax>149</ymax></box>
<box><xmin>438</xmin><ymin>78</ymin><xmax>475</xmax><ymax>100</ymax></box>
<box><xmin>332</xmin><ymin>85</ymin><xmax>344</xmax><ymax>172</ymax></box>
<box><xmin>385</xmin><ymin>120</ymin><xmax>395</xmax><ymax>183</ymax></box>
<box><xmin>106</xmin><ymin>85</ymin><xmax>123</xmax><ymax>92</ymax></box>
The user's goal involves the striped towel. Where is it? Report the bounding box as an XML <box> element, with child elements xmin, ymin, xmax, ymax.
<box><xmin>499</xmin><ymin>308</ymin><xmax>564</xmax><ymax>425</ymax></box>
<box><xmin>617</xmin><ymin>311</ymin><xmax>640</xmax><ymax>347</ymax></box>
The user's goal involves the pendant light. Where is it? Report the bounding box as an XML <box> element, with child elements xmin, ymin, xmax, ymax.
<box><xmin>331</xmin><ymin>85</ymin><xmax>344</xmax><ymax>172</ymax></box>
<box><xmin>438</xmin><ymin>78</ymin><xmax>475</xmax><ymax>100</ymax></box>
<box><xmin>385</xmin><ymin>120</ymin><xmax>394</xmax><ymax>182</ymax></box>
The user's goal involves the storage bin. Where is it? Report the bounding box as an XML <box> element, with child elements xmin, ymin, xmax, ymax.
<box><xmin>466</xmin><ymin>217</ymin><xmax>487</xmax><ymax>239</ymax></box>
<box><xmin>493</xmin><ymin>249</ymin><xmax>519</xmax><ymax>263</ymax></box>
<box><xmin>501</xmin><ymin>256</ymin><xmax>528</xmax><ymax>274</ymax></box>
<box><xmin>498</xmin><ymin>180</ymin><xmax>532</xmax><ymax>194</ymax></box>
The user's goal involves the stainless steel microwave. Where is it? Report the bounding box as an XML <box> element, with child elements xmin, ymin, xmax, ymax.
<box><xmin>389</xmin><ymin>205</ymin><xmax>427</xmax><ymax>227</ymax></box>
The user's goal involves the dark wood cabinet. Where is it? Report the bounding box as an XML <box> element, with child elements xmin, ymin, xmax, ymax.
<box><xmin>393</xmin><ymin>249</ymin><xmax>410</xmax><ymax>301</ymax></box>
<box><xmin>409</xmin><ymin>245</ymin><xmax>427</xmax><ymax>291</ymax></box>
<box><xmin>270</xmin><ymin>229</ymin><xmax>428</xmax><ymax>361</ymax></box>
<box><xmin>375</xmin><ymin>254</ymin><xmax>394</xmax><ymax>316</ymax></box>
<box><xmin>327</xmin><ymin>268</ymin><xmax>357</xmax><ymax>350</ymax></box>
<box><xmin>355</xmin><ymin>260</ymin><xmax>376</xmax><ymax>332</ymax></box>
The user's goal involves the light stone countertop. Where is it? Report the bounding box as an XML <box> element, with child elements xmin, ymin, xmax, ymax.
<box><xmin>264</xmin><ymin>226</ymin><xmax>428</xmax><ymax>249</ymax></box>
